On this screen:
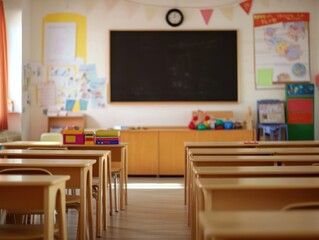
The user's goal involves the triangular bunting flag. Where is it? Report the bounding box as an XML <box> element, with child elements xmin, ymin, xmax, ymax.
<box><xmin>144</xmin><ymin>6</ymin><xmax>157</xmax><ymax>21</ymax></box>
<box><xmin>220</xmin><ymin>6</ymin><xmax>233</xmax><ymax>21</ymax></box>
<box><xmin>200</xmin><ymin>9</ymin><xmax>213</xmax><ymax>25</ymax></box>
<box><xmin>125</xmin><ymin>1</ymin><xmax>140</xmax><ymax>18</ymax></box>
<box><xmin>239</xmin><ymin>0</ymin><xmax>253</xmax><ymax>15</ymax></box>
<box><xmin>105</xmin><ymin>0</ymin><xmax>118</xmax><ymax>11</ymax></box>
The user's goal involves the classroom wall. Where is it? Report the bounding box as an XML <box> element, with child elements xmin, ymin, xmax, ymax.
<box><xmin>6</xmin><ymin>0</ymin><xmax>319</xmax><ymax>140</ymax></box>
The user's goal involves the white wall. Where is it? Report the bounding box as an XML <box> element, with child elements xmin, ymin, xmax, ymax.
<box><xmin>17</xmin><ymin>0</ymin><xmax>319</xmax><ymax>139</ymax></box>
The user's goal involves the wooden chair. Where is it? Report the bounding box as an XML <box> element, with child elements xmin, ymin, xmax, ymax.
<box><xmin>112</xmin><ymin>167</ymin><xmax>122</xmax><ymax>212</ymax></box>
<box><xmin>27</xmin><ymin>147</ymin><xmax>68</xmax><ymax>150</ymax></box>
<box><xmin>92</xmin><ymin>165</ymin><xmax>122</xmax><ymax>215</ymax></box>
<box><xmin>40</xmin><ymin>132</ymin><xmax>63</xmax><ymax>143</ymax></box>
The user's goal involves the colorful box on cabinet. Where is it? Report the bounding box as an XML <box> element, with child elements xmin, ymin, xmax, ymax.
<box><xmin>62</xmin><ymin>129</ymin><xmax>85</xmax><ymax>144</ymax></box>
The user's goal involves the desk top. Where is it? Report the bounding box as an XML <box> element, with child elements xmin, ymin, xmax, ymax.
<box><xmin>185</xmin><ymin>140</ymin><xmax>319</xmax><ymax>148</ymax></box>
<box><xmin>1</xmin><ymin>141</ymin><xmax>128</xmax><ymax>148</ymax></box>
<box><xmin>273</xmin><ymin>147</ymin><xmax>319</xmax><ymax>154</ymax></box>
<box><xmin>190</xmin><ymin>154</ymin><xmax>319</xmax><ymax>162</ymax></box>
<box><xmin>189</xmin><ymin>148</ymin><xmax>274</xmax><ymax>155</ymax></box>
<box><xmin>0</xmin><ymin>158</ymin><xmax>96</xmax><ymax>167</ymax></box>
<box><xmin>199</xmin><ymin>210</ymin><xmax>319</xmax><ymax>239</ymax></box>
<box><xmin>0</xmin><ymin>149</ymin><xmax>110</xmax><ymax>157</ymax></box>
<box><xmin>196</xmin><ymin>177</ymin><xmax>319</xmax><ymax>189</ymax></box>
<box><xmin>193</xmin><ymin>165</ymin><xmax>319</xmax><ymax>175</ymax></box>
<box><xmin>0</xmin><ymin>174</ymin><xmax>70</xmax><ymax>186</ymax></box>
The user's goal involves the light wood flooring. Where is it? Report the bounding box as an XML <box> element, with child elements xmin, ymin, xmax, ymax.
<box><xmin>66</xmin><ymin>177</ymin><xmax>191</xmax><ymax>239</ymax></box>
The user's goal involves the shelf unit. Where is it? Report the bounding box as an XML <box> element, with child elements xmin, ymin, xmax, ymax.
<box><xmin>47</xmin><ymin>115</ymin><xmax>85</xmax><ymax>132</ymax></box>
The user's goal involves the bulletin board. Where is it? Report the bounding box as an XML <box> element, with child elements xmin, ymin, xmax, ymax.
<box><xmin>42</xmin><ymin>13</ymin><xmax>87</xmax><ymax>64</ymax></box>
<box><xmin>254</xmin><ymin>12</ymin><xmax>310</xmax><ymax>89</ymax></box>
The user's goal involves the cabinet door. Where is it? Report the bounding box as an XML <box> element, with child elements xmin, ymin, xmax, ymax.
<box><xmin>121</xmin><ymin>131</ymin><xmax>158</xmax><ymax>175</ymax></box>
<box><xmin>159</xmin><ymin>131</ymin><xmax>196</xmax><ymax>175</ymax></box>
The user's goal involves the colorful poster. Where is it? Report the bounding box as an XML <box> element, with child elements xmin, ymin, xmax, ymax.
<box><xmin>91</xmin><ymin>78</ymin><xmax>106</xmax><ymax>108</ymax></box>
<box><xmin>254</xmin><ymin>12</ymin><xmax>310</xmax><ymax>89</ymax></box>
<box><xmin>44</xmin><ymin>22</ymin><xmax>77</xmax><ymax>64</ymax></box>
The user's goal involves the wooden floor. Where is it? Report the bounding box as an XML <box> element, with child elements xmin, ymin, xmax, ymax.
<box><xmin>66</xmin><ymin>177</ymin><xmax>191</xmax><ymax>239</ymax></box>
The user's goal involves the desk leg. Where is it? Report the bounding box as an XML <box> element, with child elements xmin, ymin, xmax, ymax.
<box><xmin>86</xmin><ymin>168</ymin><xmax>94</xmax><ymax>240</ymax></box>
<box><xmin>45</xmin><ymin>182</ymin><xmax>67</xmax><ymax>240</ymax></box>
<box><xmin>120</xmin><ymin>147</ymin><xmax>127</xmax><ymax>210</ymax></box>
<box><xmin>106</xmin><ymin>154</ymin><xmax>112</xmax><ymax>226</ymax></box>
<box><xmin>123</xmin><ymin>146</ymin><xmax>128</xmax><ymax>206</ymax></box>
<box><xmin>184</xmin><ymin>147</ymin><xmax>188</xmax><ymax>206</ymax></box>
<box><xmin>96</xmin><ymin>161</ymin><xmax>103</xmax><ymax>237</ymax></box>
<box><xmin>79</xmin><ymin>169</ymin><xmax>87</xmax><ymax>240</ymax></box>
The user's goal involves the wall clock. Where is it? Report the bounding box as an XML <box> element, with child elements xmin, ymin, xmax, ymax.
<box><xmin>166</xmin><ymin>8</ymin><xmax>184</xmax><ymax>27</ymax></box>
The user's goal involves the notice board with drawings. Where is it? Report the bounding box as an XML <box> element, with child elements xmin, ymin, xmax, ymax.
<box><xmin>254</xmin><ymin>12</ymin><xmax>310</xmax><ymax>89</ymax></box>
<box><xmin>109</xmin><ymin>30</ymin><xmax>238</xmax><ymax>103</ymax></box>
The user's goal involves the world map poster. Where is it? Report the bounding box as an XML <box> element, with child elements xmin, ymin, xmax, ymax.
<box><xmin>254</xmin><ymin>12</ymin><xmax>310</xmax><ymax>89</ymax></box>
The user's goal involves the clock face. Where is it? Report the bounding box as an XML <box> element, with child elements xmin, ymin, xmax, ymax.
<box><xmin>166</xmin><ymin>9</ymin><xmax>184</xmax><ymax>27</ymax></box>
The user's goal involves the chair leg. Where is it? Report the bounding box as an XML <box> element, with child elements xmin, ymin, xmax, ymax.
<box><xmin>0</xmin><ymin>209</ymin><xmax>7</xmax><ymax>224</ymax></box>
<box><xmin>113</xmin><ymin>173</ymin><xmax>119</xmax><ymax>212</ymax></box>
<box><xmin>108</xmin><ymin>176</ymin><xmax>113</xmax><ymax>216</ymax></box>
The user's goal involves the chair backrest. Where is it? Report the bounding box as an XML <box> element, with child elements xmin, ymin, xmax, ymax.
<box><xmin>27</xmin><ymin>147</ymin><xmax>68</xmax><ymax>150</ymax></box>
<box><xmin>40</xmin><ymin>133</ymin><xmax>63</xmax><ymax>143</ymax></box>
<box><xmin>0</xmin><ymin>168</ymin><xmax>52</xmax><ymax>175</ymax></box>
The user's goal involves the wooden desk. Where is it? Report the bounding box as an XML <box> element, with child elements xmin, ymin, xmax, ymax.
<box><xmin>0</xmin><ymin>174</ymin><xmax>69</xmax><ymax>240</ymax></box>
<box><xmin>2</xmin><ymin>141</ymin><xmax>129</xmax><ymax>210</ymax></box>
<box><xmin>190</xmin><ymin>165</ymin><xmax>319</xmax><ymax>238</ymax></box>
<box><xmin>196</xmin><ymin>177</ymin><xmax>319</xmax><ymax>240</ymax></box>
<box><xmin>0</xmin><ymin>158</ymin><xmax>95</xmax><ymax>240</ymax></box>
<box><xmin>185</xmin><ymin>140</ymin><xmax>319</xmax><ymax>150</ymax></box>
<box><xmin>199</xmin><ymin>210</ymin><xmax>319</xmax><ymax>240</ymax></box>
<box><xmin>272</xmin><ymin>147</ymin><xmax>319</xmax><ymax>155</ymax></box>
<box><xmin>0</xmin><ymin>149</ymin><xmax>110</xmax><ymax>237</ymax></box>
<box><xmin>185</xmin><ymin>147</ymin><xmax>275</xmax><ymax>205</ymax></box>
<box><xmin>184</xmin><ymin>140</ymin><xmax>319</xmax><ymax>204</ymax></box>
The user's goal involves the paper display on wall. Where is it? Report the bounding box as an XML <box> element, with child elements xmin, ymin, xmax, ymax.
<box><xmin>254</xmin><ymin>12</ymin><xmax>310</xmax><ymax>89</ymax></box>
<box><xmin>37</xmin><ymin>82</ymin><xmax>56</xmax><ymax>107</ymax></box>
<box><xmin>44</xmin><ymin>22</ymin><xmax>77</xmax><ymax>64</ymax></box>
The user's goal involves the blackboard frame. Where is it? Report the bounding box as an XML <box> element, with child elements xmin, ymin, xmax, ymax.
<box><xmin>109</xmin><ymin>30</ymin><xmax>239</xmax><ymax>103</ymax></box>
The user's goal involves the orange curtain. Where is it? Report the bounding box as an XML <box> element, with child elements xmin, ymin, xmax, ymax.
<box><xmin>0</xmin><ymin>0</ymin><xmax>8</xmax><ymax>130</ymax></box>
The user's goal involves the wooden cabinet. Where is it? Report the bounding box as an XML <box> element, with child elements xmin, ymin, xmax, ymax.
<box><xmin>120</xmin><ymin>131</ymin><xmax>158</xmax><ymax>175</ymax></box>
<box><xmin>47</xmin><ymin>115</ymin><xmax>85</xmax><ymax>132</ymax></box>
<box><xmin>159</xmin><ymin>131</ymin><xmax>195</xmax><ymax>175</ymax></box>
<box><xmin>121</xmin><ymin>128</ymin><xmax>256</xmax><ymax>176</ymax></box>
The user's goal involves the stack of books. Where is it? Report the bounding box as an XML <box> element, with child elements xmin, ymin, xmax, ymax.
<box><xmin>95</xmin><ymin>129</ymin><xmax>120</xmax><ymax>145</ymax></box>
<box><xmin>84</xmin><ymin>130</ymin><xmax>95</xmax><ymax>145</ymax></box>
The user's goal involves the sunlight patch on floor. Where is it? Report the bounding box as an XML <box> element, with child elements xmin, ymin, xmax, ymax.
<box><xmin>127</xmin><ymin>182</ymin><xmax>184</xmax><ymax>189</ymax></box>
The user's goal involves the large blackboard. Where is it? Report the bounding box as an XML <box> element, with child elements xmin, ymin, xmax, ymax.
<box><xmin>109</xmin><ymin>30</ymin><xmax>238</xmax><ymax>102</ymax></box>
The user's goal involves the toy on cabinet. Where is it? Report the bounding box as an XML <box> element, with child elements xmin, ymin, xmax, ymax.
<box><xmin>188</xmin><ymin>110</ymin><xmax>236</xmax><ymax>130</ymax></box>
